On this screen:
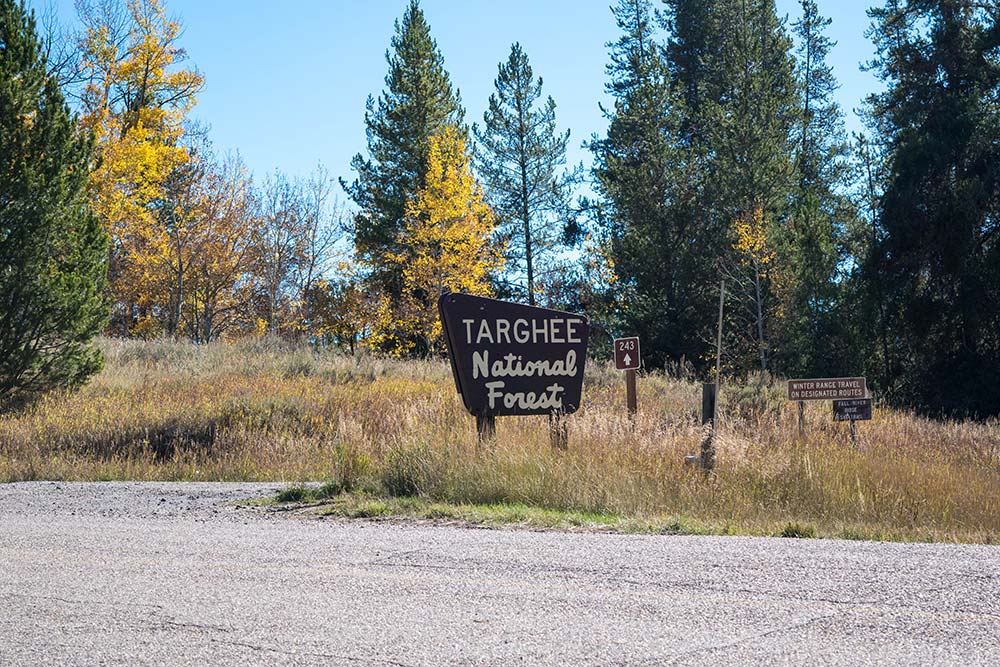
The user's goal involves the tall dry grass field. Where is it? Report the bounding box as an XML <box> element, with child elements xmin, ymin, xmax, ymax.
<box><xmin>1</xmin><ymin>338</ymin><xmax>998</xmax><ymax>542</ymax></box>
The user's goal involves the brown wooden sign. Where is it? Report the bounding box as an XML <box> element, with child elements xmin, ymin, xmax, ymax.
<box><xmin>613</xmin><ymin>337</ymin><xmax>640</xmax><ymax>371</ymax></box>
<box><xmin>833</xmin><ymin>399</ymin><xmax>873</xmax><ymax>422</ymax></box>
<box><xmin>438</xmin><ymin>293</ymin><xmax>589</xmax><ymax>417</ymax></box>
<box><xmin>788</xmin><ymin>377</ymin><xmax>866</xmax><ymax>401</ymax></box>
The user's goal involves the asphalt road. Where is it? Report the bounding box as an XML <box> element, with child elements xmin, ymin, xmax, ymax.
<box><xmin>1</xmin><ymin>482</ymin><xmax>998</xmax><ymax>666</ymax></box>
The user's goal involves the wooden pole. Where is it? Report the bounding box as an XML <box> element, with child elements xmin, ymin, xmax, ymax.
<box><xmin>549</xmin><ymin>412</ymin><xmax>568</xmax><ymax>451</ymax></box>
<box><xmin>626</xmin><ymin>368</ymin><xmax>637</xmax><ymax>418</ymax></box>
<box><xmin>714</xmin><ymin>279</ymin><xmax>725</xmax><ymax>424</ymax></box>
<box><xmin>701</xmin><ymin>278</ymin><xmax>725</xmax><ymax>472</ymax></box>
<box><xmin>476</xmin><ymin>413</ymin><xmax>496</xmax><ymax>446</ymax></box>
<box><xmin>849</xmin><ymin>418</ymin><xmax>858</xmax><ymax>449</ymax></box>
<box><xmin>798</xmin><ymin>400</ymin><xmax>806</xmax><ymax>438</ymax></box>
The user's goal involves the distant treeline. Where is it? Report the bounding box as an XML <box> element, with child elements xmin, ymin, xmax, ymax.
<box><xmin>3</xmin><ymin>0</ymin><xmax>999</xmax><ymax>417</ymax></box>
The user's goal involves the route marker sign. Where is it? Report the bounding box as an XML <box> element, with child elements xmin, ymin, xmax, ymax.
<box><xmin>833</xmin><ymin>398</ymin><xmax>872</xmax><ymax>422</ymax></box>
<box><xmin>787</xmin><ymin>377</ymin><xmax>866</xmax><ymax>401</ymax></box>
<box><xmin>613</xmin><ymin>337</ymin><xmax>640</xmax><ymax>417</ymax></box>
<box><xmin>613</xmin><ymin>337</ymin><xmax>640</xmax><ymax>371</ymax></box>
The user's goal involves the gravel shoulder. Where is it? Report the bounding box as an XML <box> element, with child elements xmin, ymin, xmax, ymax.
<box><xmin>1</xmin><ymin>482</ymin><xmax>999</xmax><ymax>666</ymax></box>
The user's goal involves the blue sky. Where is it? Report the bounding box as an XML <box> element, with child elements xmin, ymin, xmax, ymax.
<box><xmin>34</xmin><ymin>0</ymin><xmax>882</xmax><ymax>190</ymax></box>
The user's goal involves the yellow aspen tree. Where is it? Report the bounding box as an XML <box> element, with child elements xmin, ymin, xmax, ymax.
<box><xmin>75</xmin><ymin>0</ymin><xmax>204</xmax><ymax>332</ymax></box>
<box><xmin>128</xmin><ymin>152</ymin><xmax>207</xmax><ymax>337</ymax></box>
<box><xmin>184</xmin><ymin>155</ymin><xmax>259</xmax><ymax>342</ymax></box>
<box><xmin>728</xmin><ymin>205</ymin><xmax>784</xmax><ymax>374</ymax></box>
<box><xmin>375</xmin><ymin>126</ymin><xmax>503</xmax><ymax>355</ymax></box>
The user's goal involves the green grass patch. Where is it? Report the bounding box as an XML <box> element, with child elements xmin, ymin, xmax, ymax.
<box><xmin>273</xmin><ymin>481</ymin><xmax>346</xmax><ymax>504</ymax></box>
<box><xmin>271</xmin><ymin>488</ymin><xmax>723</xmax><ymax>535</ymax></box>
<box><xmin>268</xmin><ymin>488</ymin><xmax>987</xmax><ymax>543</ymax></box>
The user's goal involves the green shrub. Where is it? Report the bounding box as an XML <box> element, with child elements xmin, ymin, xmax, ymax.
<box><xmin>276</xmin><ymin>486</ymin><xmax>309</xmax><ymax>503</ymax></box>
<box><xmin>780</xmin><ymin>522</ymin><xmax>817</xmax><ymax>538</ymax></box>
<box><xmin>382</xmin><ymin>443</ymin><xmax>427</xmax><ymax>497</ymax></box>
<box><xmin>725</xmin><ymin>373</ymin><xmax>784</xmax><ymax>422</ymax></box>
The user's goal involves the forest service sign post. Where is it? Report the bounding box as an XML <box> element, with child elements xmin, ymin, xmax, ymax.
<box><xmin>833</xmin><ymin>398</ymin><xmax>872</xmax><ymax>448</ymax></box>
<box><xmin>787</xmin><ymin>377</ymin><xmax>870</xmax><ymax>444</ymax></box>
<box><xmin>613</xmin><ymin>337</ymin><xmax>640</xmax><ymax>371</ymax></box>
<box><xmin>613</xmin><ymin>337</ymin><xmax>640</xmax><ymax>417</ymax></box>
<box><xmin>438</xmin><ymin>293</ymin><xmax>589</xmax><ymax>446</ymax></box>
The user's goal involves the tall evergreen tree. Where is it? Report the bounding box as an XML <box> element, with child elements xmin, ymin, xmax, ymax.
<box><xmin>663</xmin><ymin>0</ymin><xmax>720</xmax><ymax>133</ymax></box>
<box><xmin>591</xmin><ymin>0</ymin><xmax>717</xmax><ymax>369</ymax></box>
<box><xmin>705</xmin><ymin>1</ymin><xmax>797</xmax><ymax>219</ymax></box>
<box><xmin>0</xmin><ymin>0</ymin><xmax>109</xmax><ymax>410</ymax></box>
<box><xmin>696</xmin><ymin>0</ymin><xmax>798</xmax><ymax>374</ymax></box>
<box><xmin>778</xmin><ymin>0</ymin><xmax>857</xmax><ymax>376</ymax></box>
<box><xmin>864</xmin><ymin>0</ymin><xmax>1000</xmax><ymax>416</ymax></box>
<box><xmin>473</xmin><ymin>43</ymin><xmax>576</xmax><ymax>306</ymax></box>
<box><xmin>342</xmin><ymin>0</ymin><xmax>464</xmax><ymax>299</ymax></box>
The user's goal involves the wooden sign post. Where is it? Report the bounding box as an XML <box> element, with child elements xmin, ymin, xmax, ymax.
<box><xmin>613</xmin><ymin>337</ymin><xmax>640</xmax><ymax>418</ymax></box>
<box><xmin>690</xmin><ymin>278</ymin><xmax>726</xmax><ymax>471</ymax></box>
<box><xmin>439</xmin><ymin>293</ymin><xmax>590</xmax><ymax>449</ymax></box>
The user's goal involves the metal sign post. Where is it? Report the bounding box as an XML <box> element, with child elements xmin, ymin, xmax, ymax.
<box><xmin>701</xmin><ymin>278</ymin><xmax>726</xmax><ymax>471</ymax></box>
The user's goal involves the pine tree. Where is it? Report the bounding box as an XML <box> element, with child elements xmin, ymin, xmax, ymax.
<box><xmin>864</xmin><ymin>0</ymin><xmax>1000</xmax><ymax>416</ymax></box>
<box><xmin>0</xmin><ymin>0</ymin><xmax>109</xmax><ymax>410</ymax></box>
<box><xmin>705</xmin><ymin>0</ymin><xmax>797</xmax><ymax>218</ymax></box>
<box><xmin>590</xmin><ymin>0</ymin><xmax>719</xmax><ymax>370</ymax></box>
<box><xmin>343</xmin><ymin>0</ymin><xmax>464</xmax><ymax>299</ymax></box>
<box><xmin>695</xmin><ymin>0</ymin><xmax>798</xmax><ymax>375</ymax></box>
<box><xmin>663</xmin><ymin>0</ymin><xmax>720</xmax><ymax>132</ymax></box>
<box><xmin>777</xmin><ymin>0</ymin><xmax>857</xmax><ymax>377</ymax></box>
<box><xmin>473</xmin><ymin>43</ymin><xmax>576</xmax><ymax>306</ymax></box>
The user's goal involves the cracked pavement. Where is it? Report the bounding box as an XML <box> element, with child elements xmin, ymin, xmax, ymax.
<box><xmin>1</xmin><ymin>482</ymin><xmax>998</xmax><ymax>666</ymax></box>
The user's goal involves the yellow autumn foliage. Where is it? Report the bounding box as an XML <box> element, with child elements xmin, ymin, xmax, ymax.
<box><xmin>372</xmin><ymin>126</ymin><xmax>503</xmax><ymax>355</ymax></box>
<box><xmin>77</xmin><ymin>0</ymin><xmax>204</xmax><ymax>327</ymax></box>
<box><xmin>733</xmin><ymin>206</ymin><xmax>773</xmax><ymax>267</ymax></box>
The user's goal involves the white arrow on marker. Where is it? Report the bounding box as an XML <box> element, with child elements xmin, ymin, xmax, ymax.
<box><xmin>623</xmin><ymin>354</ymin><xmax>631</xmax><ymax>367</ymax></box>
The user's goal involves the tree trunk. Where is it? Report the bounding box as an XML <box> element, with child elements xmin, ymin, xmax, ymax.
<box><xmin>520</xmin><ymin>128</ymin><xmax>533</xmax><ymax>305</ymax></box>
<box><xmin>169</xmin><ymin>262</ymin><xmax>183</xmax><ymax>338</ymax></box>
<box><xmin>754</xmin><ymin>260</ymin><xmax>767</xmax><ymax>373</ymax></box>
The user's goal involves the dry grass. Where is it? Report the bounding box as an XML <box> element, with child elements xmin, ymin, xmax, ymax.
<box><xmin>1</xmin><ymin>337</ymin><xmax>998</xmax><ymax>542</ymax></box>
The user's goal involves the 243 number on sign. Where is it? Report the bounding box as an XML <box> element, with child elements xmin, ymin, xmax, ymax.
<box><xmin>613</xmin><ymin>337</ymin><xmax>640</xmax><ymax>371</ymax></box>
